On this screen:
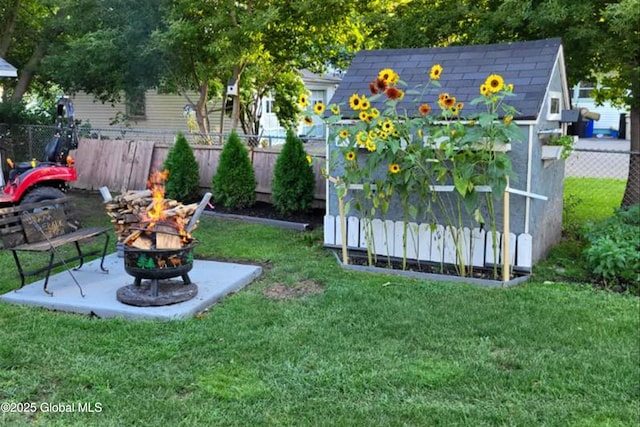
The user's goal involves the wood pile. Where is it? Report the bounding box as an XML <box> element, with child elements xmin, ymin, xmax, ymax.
<box><xmin>104</xmin><ymin>190</ymin><xmax>199</xmax><ymax>250</ymax></box>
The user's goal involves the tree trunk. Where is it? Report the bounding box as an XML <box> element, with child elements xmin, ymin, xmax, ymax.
<box><xmin>10</xmin><ymin>35</ymin><xmax>50</xmax><ymax>101</ymax></box>
<box><xmin>195</xmin><ymin>81</ymin><xmax>211</xmax><ymax>143</ymax></box>
<box><xmin>230</xmin><ymin>64</ymin><xmax>242</xmax><ymax>131</ymax></box>
<box><xmin>0</xmin><ymin>0</ymin><xmax>21</xmax><ymax>57</ymax></box>
<box><xmin>621</xmin><ymin>106</ymin><xmax>639</xmax><ymax>207</ymax></box>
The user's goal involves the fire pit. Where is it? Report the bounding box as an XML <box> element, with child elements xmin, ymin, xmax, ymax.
<box><xmin>104</xmin><ymin>169</ymin><xmax>211</xmax><ymax>307</ymax></box>
<box><xmin>116</xmin><ymin>243</ymin><xmax>198</xmax><ymax>306</ymax></box>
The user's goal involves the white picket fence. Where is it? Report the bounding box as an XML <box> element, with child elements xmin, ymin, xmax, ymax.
<box><xmin>324</xmin><ymin>215</ymin><xmax>533</xmax><ymax>270</ymax></box>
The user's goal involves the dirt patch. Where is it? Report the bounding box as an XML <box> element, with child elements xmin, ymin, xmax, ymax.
<box><xmin>263</xmin><ymin>279</ymin><xmax>325</xmax><ymax>300</ymax></box>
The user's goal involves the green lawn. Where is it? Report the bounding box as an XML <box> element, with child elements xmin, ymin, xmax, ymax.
<box><xmin>564</xmin><ymin>177</ymin><xmax>626</xmax><ymax>225</ymax></box>
<box><xmin>0</xmin><ymin>191</ymin><xmax>638</xmax><ymax>426</ymax></box>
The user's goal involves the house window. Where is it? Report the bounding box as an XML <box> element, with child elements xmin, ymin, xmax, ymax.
<box><xmin>126</xmin><ymin>89</ymin><xmax>146</xmax><ymax>119</ymax></box>
<box><xmin>577</xmin><ymin>81</ymin><xmax>594</xmax><ymax>99</ymax></box>
<box><xmin>547</xmin><ymin>91</ymin><xmax>562</xmax><ymax>121</ymax></box>
<box><xmin>265</xmin><ymin>98</ymin><xmax>274</xmax><ymax>114</ymax></box>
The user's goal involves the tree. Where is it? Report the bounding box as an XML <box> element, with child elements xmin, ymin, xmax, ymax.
<box><xmin>155</xmin><ymin>0</ymin><xmax>389</xmax><ymax>139</ymax></box>
<box><xmin>163</xmin><ymin>132</ymin><xmax>201</xmax><ymax>203</ymax></box>
<box><xmin>272</xmin><ymin>130</ymin><xmax>315</xmax><ymax>214</ymax></box>
<box><xmin>382</xmin><ymin>0</ymin><xmax>639</xmax><ymax>207</ymax></box>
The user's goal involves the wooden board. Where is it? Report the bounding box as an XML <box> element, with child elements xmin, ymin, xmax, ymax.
<box><xmin>21</xmin><ymin>209</ymin><xmax>67</xmax><ymax>243</ymax></box>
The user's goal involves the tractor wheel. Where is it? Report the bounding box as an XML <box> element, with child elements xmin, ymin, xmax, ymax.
<box><xmin>21</xmin><ymin>187</ymin><xmax>66</xmax><ymax>205</ymax></box>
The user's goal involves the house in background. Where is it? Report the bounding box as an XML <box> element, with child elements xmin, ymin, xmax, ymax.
<box><xmin>571</xmin><ymin>81</ymin><xmax>630</xmax><ymax>138</ymax></box>
<box><xmin>70</xmin><ymin>69</ymin><xmax>340</xmax><ymax>143</ymax></box>
<box><xmin>0</xmin><ymin>57</ymin><xmax>18</xmax><ymax>100</ymax></box>
<box><xmin>324</xmin><ymin>38</ymin><xmax>571</xmax><ymax>267</ymax></box>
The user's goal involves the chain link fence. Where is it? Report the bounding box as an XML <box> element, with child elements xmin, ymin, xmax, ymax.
<box><xmin>564</xmin><ymin>140</ymin><xmax>638</xmax><ymax>222</ymax></box>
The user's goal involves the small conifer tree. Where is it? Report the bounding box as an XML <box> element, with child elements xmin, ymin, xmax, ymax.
<box><xmin>213</xmin><ymin>131</ymin><xmax>257</xmax><ymax>209</ymax></box>
<box><xmin>163</xmin><ymin>132</ymin><xmax>201</xmax><ymax>202</ymax></box>
<box><xmin>272</xmin><ymin>129</ymin><xmax>315</xmax><ymax>214</ymax></box>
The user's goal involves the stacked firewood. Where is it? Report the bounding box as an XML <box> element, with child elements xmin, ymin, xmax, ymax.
<box><xmin>104</xmin><ymin>189</ymin><xmax>199</xmax><ymax>249</ymax></box>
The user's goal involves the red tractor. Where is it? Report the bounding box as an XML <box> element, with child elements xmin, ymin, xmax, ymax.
<box><xmin>0</xmin><ymin>97</ymin><xmax>78</xmax><ymax>207</ymax></box>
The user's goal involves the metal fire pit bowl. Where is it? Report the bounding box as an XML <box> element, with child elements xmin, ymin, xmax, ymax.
<box><xmin>117</xmin><ymin>242</ymin><xmax>198</xmax><ymax>306</ymax></box>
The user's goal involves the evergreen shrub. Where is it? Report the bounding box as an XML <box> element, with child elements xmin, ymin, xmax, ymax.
<box><xmin>163</xmin><ymin>132</ymin><xmax>201</xmax><ymax>203</ymax></box>
<box><xmin>272</xmin><ymin>129</ymin><xmax>315</xmax><ymax>214</ymax></box>
<box><xmin>213</xmin><ymin>131</ymin><xmax>256</xmax><ymax>209</ymax></box>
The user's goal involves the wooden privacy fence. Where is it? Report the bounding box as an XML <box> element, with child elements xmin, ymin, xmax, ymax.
<box><xmin>72</xmin><ymin>139</ymin><xmax>327</xmax><ymax>204</ymax></box>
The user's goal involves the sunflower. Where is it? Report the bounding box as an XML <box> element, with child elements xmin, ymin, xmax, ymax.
<box><xmin>418</xmin><ymin>103</ymin><xmax>431</xmax><ymax>116</ymax></box>
<box><xmin>370</xmin><ymin>108</ymin><xmax>380</xmax><ymax>119</ymax></box>
<box><xmin>386</xmin><ymin>87</ymin><xmax>403</xmax><ymax>100</ymax></box>
<box><xmin>480</xmin><ymin>84</ymin><xmax>490</xmax><ymax>96</ymax></box>
<box><xmin>485</xmin><ymin>74</ymin><xmax>504</xmax><ymax>93</ymax></box>
<box><xmin>359</xmin><ymin>111</ymin><xmax>370</xmax><ymax>122</ymax></box>
<box><xmin>375</xmin><ymin>77</ymin><xmax>388</xmax><ymax>92</ymax></box>
<box><xmin>303</xmin><ymin>116</ymin><xmax>313</xmax><ymax>126</ymax></box>
<box><xmin>338</xmin><ymin>129</ymin><xmax>349</xmax><ymax>139</ymax></box>
<box><xmin>345</xmin><ymin>151</ymin><xmax>356</xmax><ymax>161</ymax></box>
<box><xmin>450</xmin><ymin>106</ymin><xmax>459</xmax><ymax>116</ymax></box>
<box><xmin>365</xmin><ymin>139</ymin><xmax>377</xmax><ymax>152</ymax></box>
<box><xmin>430</xmin><ymin>64</ymin><xmax>443</xmax><ymax>80</ymax></box>
<box><xmin>330</xmin><ymin>104</ymin><xmax>340</xmax><ymax>115</ymax></box>
<box><xmin>388</xmin><ymin>163</ymin><xmax>400</xmax><ymax>174</ymax></box>
<box><xmin>313</xmin><ymin>102</ymin><xmax>325</xmax><ymax>115</ymax></box>
<box><xmin>378</xmin><ymin>68</ymin><xmax>395</xmax><ymax>83</ymax></box>
<box><xmin>369</xmin><ymin>81</ymin><xmax>379</xmax><ymax>95</ymax></box>
<box><xmin>298</xmin><ymin>93</ymin><xmax>309</xmax><ymax>108</ymax></box>
<box><xmin>441</xmin><ymin>95</ymin><xmax>456</xmax><ymax>109</ymax></box>
<box><xmin>507</xmin><ymin>83</ymin><xmax>514</xmax><ymax>92</ymax></box>
<box><xmin>456</xmin><ymin>102</ymin><xmax>464</xmax><ymax>110</ymax></box>
<box><xmin>378</xmin><ymin>130</ymin><xmax>389</xmax><ymax>140</ymax></box>
<box><xmin>504</xmin><ymin>115</ymin><xmax>513</xmax><ymax>126</ymax></box>
<box><xmin>360</xmin><ymin>98</ymin><xmax>371</xmax><ymax>111</ymax></box>
<box><xmin>381</xmin><ymin>119</ymin><xmax>394</xmax><ymax>133</ymax></box>
<box><xmin>306</xmin><ymin>155</ymin><xmax>313</xmax><ymax>165</ymax></box>
<box><xmin>356</xmin><ymin>130</ymin><xmax>369</xmax><ymax>147</ymax></box>
<box><xmin>349</xmin><ymin>94</ymin><xmax>362</xmax><ymax>110</ymax></box>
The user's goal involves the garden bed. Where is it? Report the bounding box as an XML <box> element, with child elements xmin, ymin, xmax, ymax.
<box><xmin>333</xmin><ymin>249</ymin><xmax>531</xmax><ymax>287</ymax></box>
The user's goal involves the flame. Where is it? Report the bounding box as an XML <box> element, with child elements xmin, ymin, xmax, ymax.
<box><xmin>146</xmin><ymin>169</ymin><xmax>170</xmax><ymax>225</ymax></box>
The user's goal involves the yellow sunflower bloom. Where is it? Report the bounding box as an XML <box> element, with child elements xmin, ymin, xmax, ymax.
<box><xmin>504</xmin><ymin>115</ymin><xmax>513</xmax><ymax>126</ymax></box>
<box><xmin>330</xmin><ymin>104</ymin><xmax>340</xmax><ymax>115</ymax></box>
<box><xmin>381</xmin><ymin>119</ymin><xmax>394</xmax><ymax>133</ymax></box>
<box><xmin>485</xmin><ymin>74</ymin><xmax>504</xmax><ymax>93</ymax></box>
<box><xmin>359</xmin><ymin>111</ymin><xmax>370</xmax><ymax>122</ymax></box>
<box><xmin>370</xmin><ymin>108</ymin><xmax>380</xmax><ymax>119</ymax></box>
<box><xmin>349</xmin><ymin>94</ymin><xmax>363</xmax><ymax>110</ymax></box>
<box><xmin>346</xmin><ymin>151</ymin><xmax>356</xmax><ymax>161</ymax></box>
<box><xmin>388</xmin><ymin>163</ymin><xmax>400</xmax><ymax>174</ymax></box>
<box><xmin>356</xmin><ymin>130</ymin><xmax>369</xmax><ymax>147</ymax></box>
<box><xmin>430</xmin><ymin>64</ymin><xmax>443</xmax><ymax>80</ymax></box>
<box><xmin>360</xmin><ymin>98</ymin><xmax>371</xmax><ymax>111</ymax></box>
<box><xmin>480</xmin><ymin>84</ymin><xmax>490</xmax><ymax>96</ymax></box>
<box><xmin>378</xmin><ymin>68</ymin><xmax>396</xmax><ymax>83</ymax></box>
<box><xmin>365</xmin><ymin>140</ymin><xmax>377</xmax><ymax>152</ymax></box>
<box><xmin>507</xmin><ymin>83</ymin><xmax>514</xmax><ymax>92</ymax></box>
<box><xmin>313</xmin><ymin>102</ymin><xmax>325</xmax><ymax>114</ymax></box>
<box><xmin>339</xmin><ymin>129</ymin><xmax>349</xmax><ymax>139</ymax></box>
<box><xmin>298</xmin><ymin>93</ymin><xmax>309</xmax><ymax>108</ymax></box>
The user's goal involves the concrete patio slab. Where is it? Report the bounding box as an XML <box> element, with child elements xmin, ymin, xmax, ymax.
<box><xmin>0</xmin><ymin>254</ymin><xmax>262</xmax><ymax>320</ymax></box>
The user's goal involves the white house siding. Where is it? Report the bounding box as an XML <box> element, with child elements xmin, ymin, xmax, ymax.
<box><xmin>571</xmin><ymin>84</ymin><xmax>629</xmax><ymax>137</ymax></box>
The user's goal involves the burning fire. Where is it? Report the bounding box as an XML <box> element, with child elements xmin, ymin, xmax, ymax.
<box><xmin>145</xmin><ymin>169</ymin><xmax>170</xmax><ymax>226</ymax></box>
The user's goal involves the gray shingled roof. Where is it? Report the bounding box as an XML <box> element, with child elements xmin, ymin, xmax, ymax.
<box><xmin>0</xmin><ymin>57</ymin><xmax>17</xmax><ymax>78</ymax></box>
<box><xmin>330</xmin><ymin>38</ymin><xmax>562</xmax><ymax>120</ymax></box>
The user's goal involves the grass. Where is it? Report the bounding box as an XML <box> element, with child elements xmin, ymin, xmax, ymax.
<box><xmin>564</xmin><ymin>177</ymin><xmax>626</xmax><ymax>225</ymax></box>
<box><xmin>0</xmin><ymin>190</ymin><xmax>638</xmax><ymax>426</ymax></box>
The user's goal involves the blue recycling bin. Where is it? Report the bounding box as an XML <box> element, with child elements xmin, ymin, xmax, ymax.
<box><xmin>585</xmin><ymin>119</ymin><xmax>594</xmax><ymax>138</ymax></box>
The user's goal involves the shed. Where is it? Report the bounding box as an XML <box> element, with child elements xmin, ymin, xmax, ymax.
<box><xmin>323</xmin><ymin>38</ymin><xmax>570</xmax><ymax>269</ymax></box>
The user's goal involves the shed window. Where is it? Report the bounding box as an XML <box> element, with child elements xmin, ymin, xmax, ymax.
<box><xmin>547</xmin><ymin>91</ymin><xmax>562</xmax><ymax>121</ymax></box>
